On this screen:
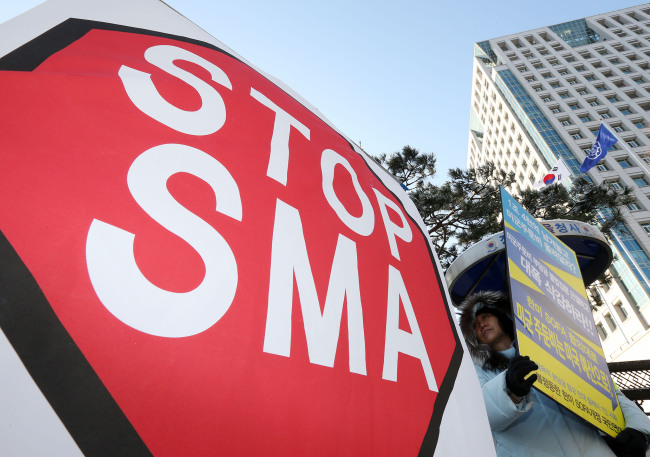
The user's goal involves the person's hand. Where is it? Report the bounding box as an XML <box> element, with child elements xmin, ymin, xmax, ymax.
<box><xmin>610</xmin><ymin>428</ymin><xmax>648</xmax><ymax>457</ymax></box>
<box><xmin>505</xmin><ymin>355</ymin><xmax>538</xmax><ymax>397</ymax></box>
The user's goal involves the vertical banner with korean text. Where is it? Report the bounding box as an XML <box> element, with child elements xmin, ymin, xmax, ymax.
<box><xmin>500</xmin><ymin>187</ymin><xmax>624</xmax><ymax>437</ymax></box>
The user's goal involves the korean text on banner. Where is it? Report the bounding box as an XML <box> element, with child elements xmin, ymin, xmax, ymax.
<box><xmin>500</xmin><ymin>187</ymin><xmax>624</xmax><ymax>437</ymax></box>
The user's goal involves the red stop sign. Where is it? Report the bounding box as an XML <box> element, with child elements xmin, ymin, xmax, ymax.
<box><xmin>0</xmin><ymin>19</ymin><xmax>460</xmax><ymax>456</ymax></box>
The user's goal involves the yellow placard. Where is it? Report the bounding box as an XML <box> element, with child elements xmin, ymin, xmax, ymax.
<box><xmin>502</xmin><ymin>187</ymin><xmax>625</xmax><ymax>437</ymax></box>
<box><xmin>517</xmin><ymin>331</ymin><xmax>625</xmax><ymax>436</ymax></box>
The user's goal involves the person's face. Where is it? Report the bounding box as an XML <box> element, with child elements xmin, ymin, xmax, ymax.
<box><xmin>474</xmin><ymin>312</ymin><xmax>511</xmax><ymax>349</ymax></box>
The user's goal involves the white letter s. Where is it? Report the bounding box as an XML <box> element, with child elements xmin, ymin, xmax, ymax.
<box><xmin>86</xmin><ymin>144</ymin><xmax>241</xmax><ymax>337</ymax></box>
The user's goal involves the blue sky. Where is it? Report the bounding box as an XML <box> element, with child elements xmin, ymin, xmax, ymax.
<box><xmin>1</xmin><ymin>1</ymin><xmax>646</xmax><ymax>182</ymax></box>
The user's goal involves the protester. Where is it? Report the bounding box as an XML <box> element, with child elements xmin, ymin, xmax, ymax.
<box><xmin>459</xmin><ymin>290</ymin><xmax>650</xmax><ymax>457</ymax></box>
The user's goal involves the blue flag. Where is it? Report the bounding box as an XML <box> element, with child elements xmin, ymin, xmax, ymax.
<box><xmin>579</xmin><ymin>124</ymin><xmax>618</xmax><ymax>173</ymax></box>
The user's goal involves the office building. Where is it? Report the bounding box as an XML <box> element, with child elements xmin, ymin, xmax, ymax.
<box><xmin>467</xmin><ymin>4</ymin><xmax>650</xmax><ymax>362</ymax></box>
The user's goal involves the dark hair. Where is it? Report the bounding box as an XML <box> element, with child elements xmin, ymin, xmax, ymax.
<box><xmin>475</xmin><ymin>306</ymin><xmax>514</xmax><ymax>341</ymax></box>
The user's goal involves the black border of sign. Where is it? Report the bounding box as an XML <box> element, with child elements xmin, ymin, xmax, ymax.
<box><xmin>0</xmin><ymin>231</ymin><xmax>153</xmax><ymax>457</ymax></box>
<box><xmin>0</xmin><ymin>18</ymin><xmax>463</xmax><ymax>456</ymax></box>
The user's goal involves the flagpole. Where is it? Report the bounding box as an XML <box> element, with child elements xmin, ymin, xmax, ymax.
<box><xmin>600</xmin><ymin>120</ymin><xmax>650</xmax><ymax>177</ymax></box>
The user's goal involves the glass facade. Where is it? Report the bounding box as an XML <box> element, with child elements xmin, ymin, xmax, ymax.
<box><xmin>549</xmin><ymin>19</ymin><xmax>600</xmax><ymax>48</ymax></box>
<box><xmin>493</xmin><ymin>68</ymin><xmax>650</xmax><ymax>310</ymax></box>
<box><xmin>475</xmin><ymin>41</ymin><xmax>497</xmax><ymax>66</ymax></box>
<box><xmin>611</xmin><ymin>255</ymin><xmax>650</xmax><ymax>309</ymax></box>
<box><xmin>597</xmin><ymin>210</ymin><xmax>650</xmax><ymax>301</ymax></box>
<box><xmin>614</xmin><ymin>229</ymin><xmax>650</xmax><ymax>290</ymax></box>
<box><xmin>493</xmin><ymin>69</ymin><xmax>581</xmax><ymax>174</ymax></box>
<box><xmin>469</xmin><ymin>106</ymin><xmax>485</xmax><ymax>138</ymax></box>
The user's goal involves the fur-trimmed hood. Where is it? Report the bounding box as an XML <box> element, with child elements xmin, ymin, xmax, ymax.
<box><xmin>458</xmin><ymin>290</ymin><xmax>512</xmax><ymax>372</ymax></box>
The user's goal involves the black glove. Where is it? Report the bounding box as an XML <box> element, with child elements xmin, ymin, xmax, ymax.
<box><xmin>505</xmin><ymin>355</ymin><xmax>538</xmax><ymax>397</ymax></box>
<box><xmin>609</xmin><ymin>428</ymin><xmax>648</xmax><ymax>457</ymax></box>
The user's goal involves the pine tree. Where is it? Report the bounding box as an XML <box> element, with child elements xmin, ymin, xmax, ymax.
<box><xmin>376</xmin><ymin>147</ymin><xmax>634</xmax><ymax>269</ymax></box>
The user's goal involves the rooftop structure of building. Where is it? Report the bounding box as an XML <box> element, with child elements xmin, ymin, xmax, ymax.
<box><xmin>467</xmin><ymin>3</ymin><xmax>650</xmax><ymax>363</ymax></box>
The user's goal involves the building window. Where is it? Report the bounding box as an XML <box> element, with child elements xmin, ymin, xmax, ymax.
<box><xmin>618</xmin><ymin>159</ymin><xmax>632</xmax><ymax>168</ymax></box>
<box><xmin>560</xmin><ymin>93</ymin><xmax>569</xmax><ymax>99</ymax></box>
<box><xmin>572</xmin><ymin>133</ymin><xmax>583</xmax><ymax>140</ymax></box>
<box><xmin>597</xmin><ymin>86</ymin><xmax>607</xmax><ymax>92</ymax></box>
<box><xmin>614</xmin><ymin>303</ymin><xmax>629</xmax><ymax>321</ymax></box>
<box><xmin>570</xmin><ymin>80</ymin><xmax>578</xmax><ymax>85</ymax></box>
<box><xmin>628</xmin><ymin>140</ymin><xmax>640</xmax><ymax>147</ymax></box>
<box><xmin>627</xmin><ymin>201</ymin><xmax>641</xmax><ymax>211</ymax></box>
<box><xmin>608</xmin><ymin>96</ymin><xmax>619</xmax><ymax>102</ymax></box>
<box><xmin>596</xmin><ymin>163</ymin><xmax>609</xmax><ymax>171</ymax></box>
<box><xmin>578</xmin><ymin>90</ymin><xmax>588</xmax><ymax>95</ymax></box>
<box><xmin>551</xmin><ymin>83</ymin><xmax>560</xmax><ymax>88</ymax></box>
<box><xmin>552</xmin><ymin>108</ymin><xmax>561</xmax><ymax>114</ymax></box>
<box><xmin>604</xmin><ymin>313</ymin><xmax>617</xmax><ymax>331</ymax></box>
<box><xmin>597</xmin><ymin>323</ymin><xmax>608</xmax><ymax>340</ymax></box>
<box><xmin>601</xmin><ymin>112</ymin><xmax>611</xmax><ymax>119</ymax></box>
<box><xmin>585</xmin><ymin>76</ymin><xmax>595</xmax><ymax>81</ymax></box>
<box><xmin>633</xmin><ymin>176</ymin><xmax>649</xmax><ymax>186</ymax></box>
<box><xmin>580</xmin><ymin>115</ymin><xmax>591</xmax><ymax>122</ymax></box>
<box><xmin>620</xmin><ymin>108</ymin><xmax>632</xmax><ymax>115</ymax></box>
<box><xmin>634</xmin><ymin>121</ymin><xmax>646</xmax><ymax>128</ymax></box>
<box><xmin>542</xmin><ymin>97</ymin><xmax>551</xmax><ymax>102</ymax></box>
<box><xmin>642</xmin><ymin>223</ymin><xmax>650</xmax><ymax>234</ymax></box>
<box><xmin>561</xmin><ymin>120</ymin><xmax>571</xmax><ymax>126</ymax></box>
<box><xmin>590</xmin><ymin>101</ymin><xmax>599</xmax><ymax>107</ymax></box>
<box><xmin>614</xmin><ymin>126</ymin><xmax>624</xmax><ymax>132</ymax></box>
<box><xmin>570</xmin><ymin>104</ymin><xmax>580</xmax><ymax>110</ymax></box>
<box><xmin>611</xmin><ymin>181</ymin><xmax>622</xmax><ymax>190</ymax></box>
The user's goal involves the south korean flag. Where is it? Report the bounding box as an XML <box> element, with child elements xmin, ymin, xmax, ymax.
<box><xmin>533</xmin><ymin>158</ymin><xmax>572</xmax><ymax>189</ymax></box>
